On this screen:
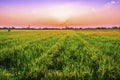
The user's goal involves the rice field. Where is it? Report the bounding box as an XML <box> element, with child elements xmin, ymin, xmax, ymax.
<box><xmin>0</xmin><ymin>29</ymin><xmax>120</xmax><ymax>80</ymax></box>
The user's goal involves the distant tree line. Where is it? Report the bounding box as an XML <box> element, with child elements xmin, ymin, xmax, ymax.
<box><xmin>0</xmin><ymin>26</ymin><xmax>120</xmax><ymax>31</ymax></box>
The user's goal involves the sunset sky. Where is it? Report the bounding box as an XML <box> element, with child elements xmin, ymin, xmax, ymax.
<box><xmin>0</xmin><ymin>0</ymin><xmax>120</xmax><ymax>28</ymax></box>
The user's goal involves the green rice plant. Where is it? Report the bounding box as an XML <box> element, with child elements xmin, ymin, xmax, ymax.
<box><xmin>0</xmin><ymin>30</ymin><xmax>120</xmax><ymax>80</ymax></box>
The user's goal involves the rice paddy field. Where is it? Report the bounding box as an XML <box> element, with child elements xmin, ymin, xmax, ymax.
<box><xmin>0</xmin><ymin>29</ymin><xmax>120</xmax><ymax>80</ymax></box>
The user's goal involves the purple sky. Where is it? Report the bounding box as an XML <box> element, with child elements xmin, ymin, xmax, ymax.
<box><xmin>0</xmin><ymin>0</ymin><xmax>120</xmax><ymax>28</ymax></box>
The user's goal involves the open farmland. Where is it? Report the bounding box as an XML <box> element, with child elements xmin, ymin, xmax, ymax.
<box><xmin>0</xmin><ymin>30</ymin><xmax>120</xmax><ymax>80</ymax></box>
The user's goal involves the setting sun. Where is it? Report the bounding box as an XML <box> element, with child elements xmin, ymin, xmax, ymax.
<box><xmin>48</xmin><ymin>5</ymin><xmax>73</xmax><ymax>22</ymax></box>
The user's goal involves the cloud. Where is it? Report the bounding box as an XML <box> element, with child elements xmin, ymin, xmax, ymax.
<box><xmin>111</xmin><ymin>1</ymin><xmax>116</xmax><ymax>4</ymax></box>
<box><xmin>103</xmin><ymin>0</ymin><xmax>120</xmax><ymax>11</ymax></box>
<box><xmin>105</xmin><ymin>0</ymin><xmax>119</xmax><ymax>7</ymax></box>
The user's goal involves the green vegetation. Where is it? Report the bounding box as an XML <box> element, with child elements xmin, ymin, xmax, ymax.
<box><xmin>0</xmin><ymin>30</ymin><xmax>120</xmax><ymax>80</ymax></box>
